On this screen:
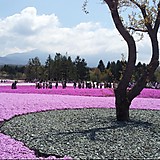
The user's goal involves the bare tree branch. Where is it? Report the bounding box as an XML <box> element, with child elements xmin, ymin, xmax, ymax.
<box><xmin>127</xmin><ymin>27</ymin><xmax>148</xmax><ymax>32</ymax></box>
<box><xmin>154</xmin><ymin>1</ymin><xmax>160</xmax><ymax>33</ymax></box>
<box><xmin>104</xmin><ymin>0</ymin><xmax>136</xmax><ymax>92</ymax></box>
<box><xmin>130</xmin><ymin>0</ymin><xmax>153</xmax><ymax>31</ymax></box>
<box><xmin>82</xmin><ymin>0</ymin><xmax>89</xmax><ymax>14</ymax></box>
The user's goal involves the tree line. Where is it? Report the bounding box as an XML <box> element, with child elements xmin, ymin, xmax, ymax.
<box><xmin>0</xmin><ymin>53</ymin><xmax>159</xmax><ymax>83</ymax></box>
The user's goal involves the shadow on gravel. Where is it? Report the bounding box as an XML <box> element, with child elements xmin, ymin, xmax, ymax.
<box><xmin>50</xmin><ymin>118</ymin><xmax>153</xmax><ymax>141</ymax></box>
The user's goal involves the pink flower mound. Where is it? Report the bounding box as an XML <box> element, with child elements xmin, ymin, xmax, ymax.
<box><xmin>131</xmin><ymin>98</ymin><xmax>160</xmax><ymax>110</ymax></box>
<box><xmin>1</xmin><ymin>85</ymin><xmax>160</xmax><ymax>98</ymax></box>
<box><xmin>0</xmin><ymin>93</ymin><xmax>115</xmax><ymax>122</ymax></box>
<box><xmin>138</xmin><ymin>88</ymin><xmax>160</xmax><ymax>98</ymax></box>
<box><xmin>0</xmin><ymin>134</ymin><xmax>71</xmax><ymax>160</ymax></box>
<box><xmin>0</xmin><ymin>86</ymin><xmax>115</xmax><ymax>97</ymax></box>
<box><xmin>0</xmin><ymin>133</ymin><xmax>36</xmax><ymax>159</ymax></box>
<box><xmin>0</xmin><ymin>93</ymin><xmax>160</xmax><ymax>122</ymax></box>
<box><xmin>0</xmin><ymin>132</ymin><xmax>71</xmax><ymax>159</ymax></box>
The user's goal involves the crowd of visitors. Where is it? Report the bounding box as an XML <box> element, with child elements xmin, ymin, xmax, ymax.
<box><xmin>146</xmin><ymin>81</ymin><xmax>160</xmax><ymax>89</ymax></box>
<box><xmin>0</xmin><ymin>79</ymin><xmax>159</xmax><ymax>89</ymax></box>
<box><xmin>34</xmin><ymin>80</ymin><xmax>160</xmax><ymax>90</ymax></box>
<box><xmin>35</xmin><ymin>81</ymin><xmax>67</xmax><ymax>89</ymax></box>
<box><xmin>34</xmin><ymin>81</ymin><xmax>118</xmax><ymax>89</ymax></box>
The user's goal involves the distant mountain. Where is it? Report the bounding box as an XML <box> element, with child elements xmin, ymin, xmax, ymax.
<box><xmin>0</xmin><ymin>50</ymin><xmax>51</xmax><ymax>65</ymax></box>
<box><xmin>0</xmin><ymin>50</ymin><xmax>126</xmax><ymax>67</ymax></box>
<box><xmin>0</xmin><ymin>56</ymin><xmax>11</xmax><ymax>65</ymax></box>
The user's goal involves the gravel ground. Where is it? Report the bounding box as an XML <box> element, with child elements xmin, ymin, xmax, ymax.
<box><xmin>0</xmin><ymin>108</ymin><xmax>160</xmax><ymax>159</ymax></box>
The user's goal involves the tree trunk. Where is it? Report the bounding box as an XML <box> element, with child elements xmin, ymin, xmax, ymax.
<box><xmin>115</xmin><ymin>89</ymin><xmax>131</xmax><ymax>121</ymax></box>
<box><xmin>104</xmin><ymin>0</ymin><xmax>136</xmax><ymax>121</ymax></box>
<box><xmin>116</xmin><ymin>103</ymin><xmax>130</xmax><ymax>121</ymax></box>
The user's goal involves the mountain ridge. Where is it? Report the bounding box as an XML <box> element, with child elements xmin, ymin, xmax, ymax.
<box><xmin>0</xmin><ymin>50</ymin><xmax>99</xmax><ymax>67</ymax></box>
<box><xmin>0</xmin><ymin>50</ymin><xmax>50</xmax><ymax>65</ymax></box>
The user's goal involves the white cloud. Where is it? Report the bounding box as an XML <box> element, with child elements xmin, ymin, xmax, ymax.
<box><xmin>0</xmin><ymin>7</ymin><xmax>159</xmax><ymax>65</ymax></box>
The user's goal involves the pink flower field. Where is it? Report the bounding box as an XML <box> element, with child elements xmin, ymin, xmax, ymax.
<box><xmin>0</xmin><ymin>83</ymin><xmax>160</xmax><ymax>159</ymax></box>
<box><xmin>1</xmin><ymin>84</ymin><xmax>160</xmax><ymax>98</ymax></box>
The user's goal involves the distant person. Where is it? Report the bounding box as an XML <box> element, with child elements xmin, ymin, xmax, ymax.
<box><xmin>62</xmin><ymin>81</ymin><xmax>66</xmax><ymax>89</ymax></box>
<box><xmin>108</xmin><ymin>82</ymin><xmax>112</xmax><ymax>88</ymax></box>
<box><xmin>42</xmin><ymin>82</ymin><xmax>45</xmax><ymax>89</ymax></box>
<box><xmin>11</xmin><ymin>81</ymin><xmax>17</xmax><ymax>89</ymax></box>
<box><xmin>73</xmin><ymin>81</ymin><xmax>77</xmax><ymax>89</ymax></box>
<box><xmin>92</xmin><ymin>82</ymin><xmax>95</xmax><ymax>88</ymax></box>
<box><xmin>82</xmin><ymin>81</ymin><xmax>85</xmax><ymax>88</ymax></box>
<box><xmin>45</xmin><ymin>82</ymin><xmax>49</xmax><ymax>88</ymax></box>
<box><xmin>35</xmin><ymin>82</ymin><xmax>42</xmax><ymax>89</ymax></box>
<box><xmin>78</xmin><ymin>82</ymin><xmax>81</xmax><ymax>89</ymax></box>
<box><xmin>88</xmin><ymin>82</ymin><xmax>92</xmax><ymax>89</ymax></box>
<box><xmin>55</xmin><ymin>81</ymin><xmax>58</xmax><ymax>89</ymax></box>
<box><xmin>104</xmin><ymin>81</ymin><xmax>108</xmax><ymax>88</ymax></box>
<box><xmin>96</xmin><ymin>82</ymin><xmax>99</xmax><ymax>89</ymax></box>
<box><xmin>48</xmin><ymin>82</ymin><xmax>52</xmax><ymax>89</ymax></box>
<box><xmin>86</xmin><ymin>81</ymin><xmax>88</xmax><ymax>88</ymax></box>
<box><xmin>35</xmin><ymin>82</ymin><xmax>38</xmax><ymax>88</ymax></box>
<box><xmin>100</xmin><ymin>83</ymin><xmax>103</xmax><ymax>89</ymax></box>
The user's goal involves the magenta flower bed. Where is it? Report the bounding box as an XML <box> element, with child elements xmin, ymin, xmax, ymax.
<box><xmin>0</xmin><ymin>85</ymin><xmax>114</xmax><ymax>97</ymax></box>
<box><xmin>0</xmin><ymin>133</ymin><xmax>40</xmax><ymax>159</ymax></box>
<box><xmin>1</xmin><ymin>85</ymin><xmax>160</xmax><ymax>98</ymax></box>
<box><xmin>0</xmin><ymin>132</ymin><xmax>71</xmax><ymax>159</ymax></box>
<box><xmin>0</xmin><ymin>93</ymin><xmax>160</xmax><ymax>123</ymax></box>
<box><xmin>137</xmin><ymin>88</ymin><xmax>160</xmax><ymax>98</ymax></box>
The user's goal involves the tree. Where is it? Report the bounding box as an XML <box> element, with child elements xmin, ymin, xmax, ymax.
<box><xmin>51</xmin><ymin>53</ymin><xmax>75</xmax><ymax>81</ymax></box>
<box><xmin>97</xmin><ymin>60</ymin><xmax>105</xmax><ymax>72</ymax></box>
<box><xmin>110</xmin><ymin>61</ymin><xmax>116</xmax><ymax>80</ymax></box>
<box><xmin>66</xmin><ymin>56</ymin><xmax>77</xmax><ymax>81</ymax></box>
<box><xmin>154</xmin><ymin>66</ymin><xmax>160</xmax><ymax>82</ymax></box>
<box><xmin>90</xmin><ymin>68</ymin><xmax>101</xmax><ymax>82</ymax></box>
<box><xmin>45</xmin><ymin>54</ymin><xmax>54</xmax><ymax>80</ymax></box>
<box><xmin>106</xmin><ymin>61</ymin><xmax>111</xmax><ymax>69</ymax></box>
<box><xmin>0</xmin><ymin>65</ymin><xmax>26</xmax><ymax>79</ymax></box>
<box><xmin>115</xmin><ymin>60</ymin><xmax>123</xmax><ymax>81</ymax></box>
<box><xmin>25</xmin><ymin>57</ymin><xmax>42</xmax><ymax>82</ymax></box>
<box><xmin>84</xmin><ymin>0</ymin><xmax>160</xmax><ymax>121</ymax></box>
<box><xmin>52</xmin><ymin>53</ymin><xmax>62</xmax><ymax>81</ymax></box>
<box><xmin>74</xmin><ymin>56</ymin><xmax>89</xmax><ymax>81</ymax></box>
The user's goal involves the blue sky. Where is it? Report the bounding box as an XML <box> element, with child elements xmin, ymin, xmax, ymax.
<box><xmin>0</xmin><ymin>0</ymin><xmax>159</xmax><ymax>66</ymax></box>
<box><xmin>0</xmin><ymin>0</ymin><xmax>113</xmax><ymax>27</ymax></box>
